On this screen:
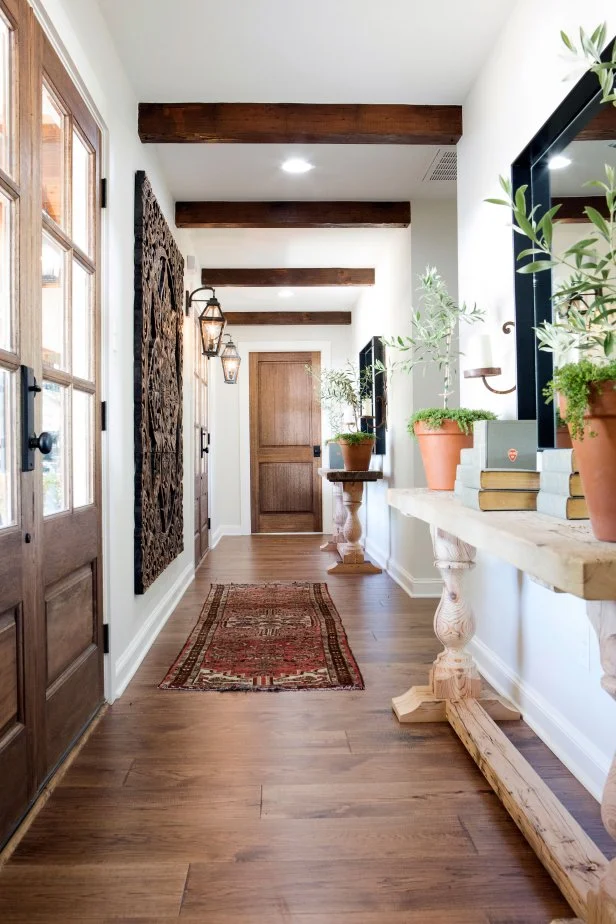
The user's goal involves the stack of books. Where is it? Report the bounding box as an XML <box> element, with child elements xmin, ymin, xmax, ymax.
<box><xmin>537</xmin><ymin>449</ymin><xmax>588</xmax><ymax>520</ymax></box>
<box><xmin>455</xmin><ymin>448</ymin><xmax>540</xmax><ymax>510</ymax></box>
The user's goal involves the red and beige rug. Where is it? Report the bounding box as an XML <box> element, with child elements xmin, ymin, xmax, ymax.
<box><xmin>160</xmin><ymin>581</ymin><xmax>364</xmax><ymax>692</ymax></box>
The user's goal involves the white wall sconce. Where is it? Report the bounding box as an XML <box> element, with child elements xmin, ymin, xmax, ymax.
<box><xmin>463</xmin><ymin>321</ymin><xmax>517</xmax><ymax>395</ymax></box>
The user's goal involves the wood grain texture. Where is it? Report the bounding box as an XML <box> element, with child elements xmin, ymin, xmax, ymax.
<box><xmin>388</xmin><ymin>488</ymin><xmax>616</xmax><ymax>599</ymax></box>
<box><xmin>447</xmin><ymin>698</ymin><xmax>607</xmax><ymax>921</ymax></box>
<box><xmin>175</xmin><ymin>200</ymin><xmax>411</xmax><ymax>228</ymax></box>
<box><xmin>2</xmin><ymin>536</ymin><xmax>611</xmax><ymax>921</ymax></box>
<box><xmin>0</xmin><ymin>613</ymin><xmax>18</xmax><ymax>732</ymax></box>
<box><xmin>577</xmin><ymin>106</ymin><xmax>616</xmax><ymax>142</ymax></box>
<box><xmin>225</xmin><ymin>311</ymin><xmax>352</xmax><ymax>326</ymax></box>
<box><xmin>134</xmin><ymin>171</ymin><xmax>184</xmax><ymax>593</ymax></box>
<box><xmin>554</xmin><ymin>197</ymin><xmax>610</xmax><ymax>223</ymax></box>
<box><xmin>138</xmin><ymin>102</ymin><xmax>462</xmax><ymax>145</ymax></box>
<box><xmin>201</xmin><ymin>267</ymin><xmax>375</xmax><ymax>287</ymax></box>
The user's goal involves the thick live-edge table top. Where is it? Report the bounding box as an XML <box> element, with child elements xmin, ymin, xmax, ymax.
<box><xmin>388</xmin><ymin>488</ymin><xmax>616</xmax><ymax>600</ymax></box>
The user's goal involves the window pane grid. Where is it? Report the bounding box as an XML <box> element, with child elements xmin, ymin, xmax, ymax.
<box><xmin>42</xmin><ymin>379</ymin><xmax>69</xmax><ymax>516</ymax></box>
<box><xmin>42</xmin><ymin>83</ymin><xmax>66</xmax><ymax>229</ymax></box>
<box><xmin>0</xmin><ymin>10</ymin><xmax>13</xmax><ymax>178</ymax></box>
<box><xmin>0</xmin><ymin>365</ymin><xmax>17</xmax><ymax>529</ymax></box>
<box><xmin>42</xmin><ymin>231</ymin><xmax>68</xmax><ymax>371</ymax></box>
<box><xmin>0</xmin><ymin>183</ymin><xmax>14</xmax><ymax>353</ymax></box>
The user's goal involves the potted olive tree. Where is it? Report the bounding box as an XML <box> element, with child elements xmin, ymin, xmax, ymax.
<box><xmin>306</xmin><ymin>363</ymin><xmax>376</xmax><ymax>471</ymax></box>
<box><xmin>383</xmin><ymin>267</ymin><xmax>496</xmax><ymax>489</ymax></box>
<box><xmin>490</xmin><ymin>25</ymin><xmax>616</xmax><ymax>540</ymax></box>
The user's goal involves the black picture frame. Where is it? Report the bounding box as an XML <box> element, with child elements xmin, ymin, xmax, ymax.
<box><xmin>359</xmin><ymin>337</ymin><xmax>387</xmax><ymax>456</ymax></box>
<box><xmin>510</xmin><ymin>37</ymin><xmax>615</xmax><ymax>448</ymax></box>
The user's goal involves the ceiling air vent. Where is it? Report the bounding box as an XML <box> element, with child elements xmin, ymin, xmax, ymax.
<box><xmin>423</xmin><ymin>149</ymin><xmax>457</xmax><ymax>182</ymax></box>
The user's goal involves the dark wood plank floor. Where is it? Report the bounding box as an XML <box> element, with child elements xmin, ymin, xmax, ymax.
<box><xmin>0</xmin><ymin>535</ymin><xmax>611</xmax><ymax>922</ymax></box>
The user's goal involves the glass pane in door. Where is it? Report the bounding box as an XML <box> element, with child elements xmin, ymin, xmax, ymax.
<box><xmin>42</xmin><ymin>233</ymin><xmax>66</xmax><ymax>369</ymax></box>
<box><xmin>0</xmin><ymin>12</ymin><xmax>11</xmax><ymax>175</ymax></box>
<box><xmin>72</xmin><ymin>389</ymin><xmax>92</xmax><ymax>508</ymax></box>
<box><xmin>0</xmin><ymin>367</ymin><xmax>16</xmax><ymax>528</ymax></box>
<box><xmin>72</xmin><ymin>260</ymin><xmax>92</xmax><ymax>381</ymax></box>
<box><xmin>0</xmin><ymin>187</ymin><xmax>13</xmax><ymax>351</ymax></box>
<box><xmin>42</xmin><ymin>380</ymin><xmax>68</xmax><ymax>515</ymax></box>
<box><xmin>72</xmin><ymin>130</ymin><xmax>91</xmax><ymax>256</ymax></box>
<box><xmin>42</xmin><ymin>85</ymin><xmax>65</xmax><ymax>227</ymax></box>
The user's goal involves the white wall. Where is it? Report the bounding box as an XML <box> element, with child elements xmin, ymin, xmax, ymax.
<box><xmin>351</xmin><ymin>201</ymin><xmax>458</xmax><ymax>595</ymax></box>
<box><xmin>457</xmin><ymin>0</ymin><xmax>616</xmax><ymax>797</ymax></box>
<box><xmin>35</xmin><ymin>0</ymin><xmax>199</xmax><ymax>700</ymax></box>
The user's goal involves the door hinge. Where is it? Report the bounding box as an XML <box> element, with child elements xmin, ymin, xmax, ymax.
<box><xmin>103</xmin><ymin>623</ymin><xmax>110</xmax><ymax>654</ymax></box>
<box><xmin>101</xmin><ymin>400</ymin><xmax>107</xmax><ymax>431</ymax></box>
<box><xmin>207</xmin><ymin>517</ymin><xmax>211</xmax><ymax>530</ymax></box>
<box><xmin>101</xmin><ymin>178</ymin><xmax>107</xmax><ymax>208</ymax></box>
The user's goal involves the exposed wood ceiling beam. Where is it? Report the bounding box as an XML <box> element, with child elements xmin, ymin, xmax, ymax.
<box><xmin>138</xmin><ymin>103</ymin><xmax>462</xmax><ymax>145</ymax></box>
<box><xmin>176</xmin><ymin>200</ymin><xmax>410</xmax><ymax>229</ymax></box>
<box><xmin>576</xmin><ymin>107</ymin><xmax>616</xmax><ymax>142</ymax></box>
<box><xmin>554</xmin><ymin>196</ymin><xmax>610</xmax><ymax>222</ymax></box>
<box><xmin>225</xmin><ymin>311</ymin><xmax>352</xmax><ymax>326</ymax></box>
<box><xmin>201</xmin><ymin>268</ymin><xmax>375</xmax><ymax>287</ymax></box>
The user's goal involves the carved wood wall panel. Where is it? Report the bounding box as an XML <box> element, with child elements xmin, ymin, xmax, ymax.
<box><xmin>134</xmin><ymin>171</ymin><xmax>184</xmax><ymax>594</ymax></box>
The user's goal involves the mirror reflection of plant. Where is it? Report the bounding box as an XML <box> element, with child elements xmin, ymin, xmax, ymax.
<box><xmin>487</xmin><ymin>24</ymin><xmax>616</xmax><ymax>439</ymax></box>
<box><xmin>380</xmin><ymin>267</ymin><xmax>485</xmax><ymax>410</ymax></box>
<box><xmin>306</xmin><ymin>362</ymin><xmax>375</xmax><ymax>433</ymax></box>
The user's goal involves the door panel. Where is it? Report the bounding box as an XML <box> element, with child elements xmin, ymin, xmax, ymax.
<box><xmin>250</xmin><ymin>352</ymin><xmax>322</xmax><ymax>534</ymax></box>
<box><xmin>0</xmin><ymin>2</ymin><xmax>103</xmax><ymax>847</ymax></box>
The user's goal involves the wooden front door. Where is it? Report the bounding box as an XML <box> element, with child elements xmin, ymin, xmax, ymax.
<box><xmin>0</xmin><ymin>1</ymin><xmax>104</xmax><ymax>848</ymax></box>
<box><xmin>249</xmin><ymin>351</ymin><xmax>322</xmax><ymax>533</ymax></box>
<box><xmin>194</xmin><ymin>314</ymin><xmax>209</xmax><ymax>563</ymax></box>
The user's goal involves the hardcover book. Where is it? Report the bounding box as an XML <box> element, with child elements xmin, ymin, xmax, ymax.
<box><xmin>456</xmin><ymin>465</ymin><xmax>540</xmax><ymax>491</ymax></box>
<box><xmin>540</xmin><ymin>448</ymin><xmax>578</xmax><ymax>474</ymax></box>
<box><xmin>458</xmin><ymin>485</ymin><xmax>538</xmax><ymax>512</ymax></box>
<box><xmin>539</xmin><ymin>471</ymin><xmax>584</xmax><ymax>497</ymax></box>
<box><xmin>472</xmin><ymin>420</ymin><xmax>538</xmax><ymax>471</ymax></box>
<box><xmin>536</xmin><ymin>492</ymin><xmax>588</xmax><ymax>520</ymax></box>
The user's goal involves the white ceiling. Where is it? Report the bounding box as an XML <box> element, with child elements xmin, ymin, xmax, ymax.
<box><xmin>97</xmin><ymin>0</ymin><xmax>515</xmax><ymax>105</ymax></box>
<box><xmin>160</xmin><ymin>143</ymin><xmax>456</xmax><ymax>201</ymax></box>
<box><xmin>207</xmin><ymin>287</ymin><xmax>362</xmax><ymax>312</ymax></box>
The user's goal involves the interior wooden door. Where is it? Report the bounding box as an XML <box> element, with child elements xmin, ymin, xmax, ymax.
<box><xmin>249</xmin><ymin>351</ymin><xmax>322</xmax><ymax>533</ymax></box>
<box><xmin>38</xmin><ymin>34</ymin><xmax>104</xmax><ymax>773</ymax></box>
<box><xmin>193</xmin><ymin>314</ymin><xmax>209</xmax><ymax>563</ymax></box>
<box><xmin>0</xmin><ymin>0</ymin><xmax>37</xmax><ymax>847</ymax></box>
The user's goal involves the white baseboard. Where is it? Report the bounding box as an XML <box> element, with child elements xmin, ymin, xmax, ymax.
<box><xmin>211</xmin><ymin>524</ymin><xmax>242</xmax><ymax>549</ymax></box>
<box><xmin>365</xmin><ymin>538</ymin><xmax>442</xmax><ymax>599</ymax></box>
<box><xmin>469</xmin><ymin>636</ymin><xmax>609</xmax><ymax>800</ymax></box>
<box><xmin>112</xmin><ymin>562</ymin><xmax>195</xmax><ymax>701</ymax></box>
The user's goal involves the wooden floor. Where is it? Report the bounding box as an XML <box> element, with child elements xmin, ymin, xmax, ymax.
<box><xmin>0</xmin><ymin>535</ymin><xmax>612</xmax><ymax>922</ymax></box>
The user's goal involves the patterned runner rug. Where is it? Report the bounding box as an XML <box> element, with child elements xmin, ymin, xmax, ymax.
<box><xmin>160</xmin><ymin>582</ymin><xmax>364</xmax><ymax>692</ymax></box>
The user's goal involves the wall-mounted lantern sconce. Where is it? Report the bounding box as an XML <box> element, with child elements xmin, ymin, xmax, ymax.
<box><xmin>185</xmin><ymin>285</ymin><xmax>226</xmax><ymax>356</ymax></box>
<box><xmin>463</xmin><ymin>321</ymin><xmax>517</xmax><ymax>395</ymax></box>
<box><xmin>220</xmin><ymin>335</ymin><xmax>241</xmax><ymax>384</ymax></box>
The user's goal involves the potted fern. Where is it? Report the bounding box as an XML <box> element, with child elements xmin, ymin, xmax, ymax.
<box><xmin>489</xmin><ymin>25</ymin><xmax>616</xmax><ymax>540</ymax></box>
<box><xmin>306</xmin><ymin>363</ymin><xmax>376</xmax><ymax>471</ymax></box>
<box><xmin>383</xmin><ymin>267</ymin><xmax>496</xmax><ymax>490</ymax></box>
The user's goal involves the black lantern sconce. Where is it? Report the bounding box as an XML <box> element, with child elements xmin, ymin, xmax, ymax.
<box><xmin>220</xmin><ymin>335</ymin><xmax>241</xmax><ymax>384</ymax></box>
<box><xmin>185</xmin><ymin>285</ymin><xmax>226</xmax><ymax>357</ymax></box>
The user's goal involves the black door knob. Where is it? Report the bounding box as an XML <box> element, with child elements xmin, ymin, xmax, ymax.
<box><xmin>29</xmin><ymin>431</ymin><xmax>53</xmax><ymax>455</ymax></box>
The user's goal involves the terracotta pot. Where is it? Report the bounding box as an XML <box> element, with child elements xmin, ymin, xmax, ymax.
<box><xmin>338</xmin><ymin>438</ymin><xmax>375</xmax><ymax>472</ymax></box>
<box><xmin>414</xmin><ymin>420</ymin><xmax>473</xmax><ymax>491</ymax></box>
<box><xmin>560</xmin><ymin>380</ymin><xmax>616</xmax><ymax>541</ymax></box>
<box><xmin>556</xmin><ymin>425</ymin><xmax>573</xmax><ymax>449</ymax></box>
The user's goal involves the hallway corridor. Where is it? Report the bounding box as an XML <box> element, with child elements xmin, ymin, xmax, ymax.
<box><xmin>0</xmin><ymin>536</ymin><xmax>610</xmax><ymax>922</ymax></box>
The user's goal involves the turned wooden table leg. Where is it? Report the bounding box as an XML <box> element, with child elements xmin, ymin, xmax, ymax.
<box><xmin>321</xmin><ymin>482</ymin><xmax>345</xmax><ymax>552</ymax></box>
<box><xmin>393</xmin><ymin>526</ymin><xmax>519</xmax><ymax>723</ymax></box>
<box><xmin>327</xmin><ymin>481</ymin><xmax>381</xmax><ymax>575</ymax></box>
<box><xmin>585</xmin><ymin>602</ymin><xmax>616</xmax><ymax>923</ymax></box>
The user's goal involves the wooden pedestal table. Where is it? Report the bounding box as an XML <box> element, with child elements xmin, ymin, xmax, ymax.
<box><xmin>388</xmin><ymin>488</ymin><xmax>616</xmax><ymax>923</ymax></box>
<box><xmin>318</xmin><ymin>469</ymin><xmax>383</xmax><ymax>574</ymax></box>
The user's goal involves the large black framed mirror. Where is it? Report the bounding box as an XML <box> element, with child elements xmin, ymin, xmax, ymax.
<box><xmin>512</xmin><ymin>37</ymin><xmax>616</xmax><ymax>447</ymax></box>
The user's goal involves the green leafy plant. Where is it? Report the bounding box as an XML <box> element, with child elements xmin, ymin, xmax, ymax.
<box><xmin>382</xmin><ymin>267</ymin><xmax>485</xmax><ymax>410</ymax></box>
<box><xmin>306</xmin><ymin>362</ymin><xmax>375</xmax><ymax>433</ymax></box>
<box><xmin>407</xmin><ymin>407</ymin><xmax>496</xmax><ymax>437</ymax></box>
<box><xmin>488</xmin><ymin>24</ymin><xmax>616</xmax><ymax>439</ymax></box>
<box><xmin>331</xmin><ymin>431</ymin><xmax>375</xmax><ymax>445</ymax></box>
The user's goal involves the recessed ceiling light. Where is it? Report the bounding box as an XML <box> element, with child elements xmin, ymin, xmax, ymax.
<box><xmin>548</xmin><ymin>154</ymin><xmax>572</xmax><ymax>170</ymax></box>
<box><xmin>281</xmin><ymin>157</ymin><xmax>314</xmax><ymax>174</ymax></box>
<box><xmin>278</xmin><ymin>288</ymin><xmax>294</xmax><ymax>298</ymax></box>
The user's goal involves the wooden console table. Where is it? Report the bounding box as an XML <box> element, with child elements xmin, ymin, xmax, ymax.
<box><xmin>319</xmin><ymin>469</ymin><xmax>383</xmax><ymax>574</ymax></box>
<box><xmin>388</xmin><ymin>488</ymin><xmax>616</xmax><ymax>923</ymax></box>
